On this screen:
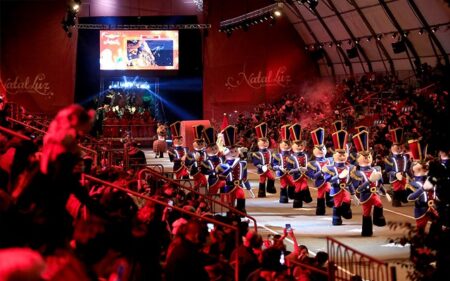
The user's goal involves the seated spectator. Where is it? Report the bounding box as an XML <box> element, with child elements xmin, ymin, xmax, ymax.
<box><xmin>230</xmin><ymin>230</ymin><xmax>263</xmax><ymax>281</ymax></box>
<box><xmin>165</xmin><ymin>220</ymin><xmax>209</xmax><ymax>281</ymax></box>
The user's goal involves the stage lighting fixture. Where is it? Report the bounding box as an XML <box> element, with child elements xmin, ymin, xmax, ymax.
<box><xmin>298</xmin><ymin>0</ymin><xmax>319</xmax><ymax>10</ymax></box>
<box><xmin>219</xmin><ymin>2</ymin><xmax>283</xmax><ymax>34</ymax></box>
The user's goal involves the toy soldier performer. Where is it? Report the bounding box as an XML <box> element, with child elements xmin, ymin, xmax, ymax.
<box><xmin>351</xmin><ymin>130</ymin><xmax>389</xmax><ymax>236</ymax></box>
<box><xmin>272</xmin><ymin>125</ymin><xmax>295</xmax><ymax>204</ymax></box>
<box><xmin>385</xmin><ymin>128</ymin><xmax>410</xmax><ymax>207</ymax></box>
<box><xmin>323</xmin><ymin>130</ymin><xmax>359</xmax><ymax>225</ymax></box>
<box><xmin>168</xmin><ymin>121</ymin><xmax>189</xmax><ymax>179</ymax></box>
<box><xmin>252</xmin><ymin>122</ymin><xmax>276</xmax><ymax>198</ymax></box>
<box><xmin>289</xmin><ymin>123</ymin><xmax>312</xmax><ymax>208</ymax></box>
<box><xmin>306</xmin><ymin>128</ymin><xmax>333</xmax><ymax>215</ymax></box>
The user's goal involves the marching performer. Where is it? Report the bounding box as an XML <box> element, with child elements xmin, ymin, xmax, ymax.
<box><xmin>306</xmin><ymin>128</ymin><xmax>333</xmax><ymax>215</ymax></box>
<box><xmin>218</xmin><ymin>125</ymin><xmax>248</xmax><ymax>213</ymax></box>
<box><xmin>289</xmin><ymin>123</ymin><xmax>312</xmax><ymax>208</ymax></box>
<box><xmin>272</xmin><ymin>125</ymin><xmax>295</xmax><ymax>204</ymax></box>
<box><xmin>201</xmin><ymin>127</ymin><xmax>226</xmax><ymax>195</ymax></box>
<box><xmin>323</xmin><ymin>130</ymin><xmax>359</xmax><ymax>225</ymax></box>
<box><xmin>407</xmin><ymin>139</ymin><xmax>438</xmax><ymax>231</ymax></box>
<box><xmin>186</xmin><ymin>125</ymin><xmax>207</xmax><ymax>190</ymax></box>
<box><xmin>251</xmin><ymin>122</ymin><xmax>276</xmax><ymax>198</ymax></box>
<box><xmin>351</xmin><ymin>130</ymin><xmax>389</xmax><ymax>236</ymax></box>
<box><xmin>168</xmin><ymin>121</ymin><xmax>189</xmax><ymax>179</ymax></box>
<box><xmin>385</xmin><ymin>128</ymin><xmax>411</xmax><ymax>207</ymax></box>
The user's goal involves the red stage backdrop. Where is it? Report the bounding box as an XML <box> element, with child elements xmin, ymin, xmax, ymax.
<box><xmin>203</xmin><ymin>0</ymin><xmax>320</xmax><ymax>122</ymax></box>
<box><xmin>0</xmin><ymin>0</ymin><xmax>77</xmax><ymax>114</ymax></box>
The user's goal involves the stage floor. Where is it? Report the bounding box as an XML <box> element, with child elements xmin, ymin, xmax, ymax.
<box><xmin>144</xmin><ymin>150</ymin><xmax>413</xmax><ymax>280</ymax></box>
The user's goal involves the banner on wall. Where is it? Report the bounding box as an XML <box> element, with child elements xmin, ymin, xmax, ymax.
<box><xmin>203</xmin><ymin>0</ymin><xmax>319</xmax><ymax>121</ymax></box>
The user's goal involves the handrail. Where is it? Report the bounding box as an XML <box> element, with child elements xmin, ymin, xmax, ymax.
<box><xmin>6</xmin><ymin>117</ymin><xmax>47</xmax><ymax>134</ymax></box>
<box><xmin>136</xmin><ymin>165</ymin><xmax>164</xmax><ymax>190</ymax></box>
<box><xmin>0</xmin><ymin>125</ymin><xmax>31</xmax><ymax>141</ymax></box>
<box><xmin>287</xmin><ymin>259</ymin><xmax>333</xmax><ymax>281</ymax></box>
<box><xmin>327</xmin><ymin>236</ymin><xmax>394</xmax><ymax>281</ymax></box>
<box><xmin>81</xmin><ymin>173</ymin><xmax>240</xmax><ymax>281</ymax></box>
<box><xmin>6</xmin><ymin>116</ymin><xmax>99</xmax><ymax>164</ymax></box>
<box><xmin>137</xmin><ymin>167</ymin><xmax>259</xmax><ymax>233</ymax></box>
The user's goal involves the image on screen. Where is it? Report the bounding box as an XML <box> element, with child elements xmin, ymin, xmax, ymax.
<box><xmin>100</xmin><ymin>30</ymin><xmax>179</xmax><ymax>70</ymax></box>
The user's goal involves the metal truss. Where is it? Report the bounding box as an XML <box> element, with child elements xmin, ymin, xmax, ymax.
<box><xmin>76</xmin><ymin>23</ymin><xmax>211</xmax><ymax>30</ymax></box>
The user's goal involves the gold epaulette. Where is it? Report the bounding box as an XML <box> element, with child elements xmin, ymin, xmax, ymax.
<box><xmin>350</xmin><ymin>166</ymin><xmax>362</xmax><ymax>181</ymax></box>
<box><xmin>384</xmin><ymin>158</ymin><xmax>393</xmax><ymax>166</ymax></box>
<box><xmin>273</xmin><ymin>153</ymin><xmax>280</xmax><ymax>161</ymax></box>
<box><xmin>406</xmin><ymin>183</ymin><xmax>416</xmax><ymax>192</ymax></box>
<box><xmin>307</xmin><ymin>162</ymin><xmax>317</xmax><ymax>171</ymax></box>
<box><xmin>252</xmin><ymin>152</ymin><xmax>262</xmax><ymax>159</ymax></box>
<box><xmin>287</xmin><ymin>158</ymin><xmax>295</xmax><ymax>164</ymax></box>
<box><xmin>322</xmin><ymin>166</ymin><xmax>335</xmax><ymax>176</ymax></box>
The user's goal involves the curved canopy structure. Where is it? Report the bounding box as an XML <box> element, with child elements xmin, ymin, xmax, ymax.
<box><xmin>281</xmin><ymin>0</ymin><xmax>450</xmax><ymax>78</ymax></box>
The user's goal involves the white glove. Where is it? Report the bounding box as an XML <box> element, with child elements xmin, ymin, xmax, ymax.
<box><xmin>352</xmin><ymin>195</ymin><xmax>360</xmax><ymax>206</ymax></box>
<box><xmin>262</xmin><ymin>165</ymin><xmax>268</xmax><ymax>172</ymax></box>
<box><xmin>423</xmin><ymin>179</ymin><xmax>434</xmax><ymax>191</ymax></box>
<box><xmin>194</xmin><ymin>152</ymin><xmax>200</xmax><ymax>161</ymax></box>
<box><xmin>369</xmin><ymin>171</ymin><xmax>382</xmax><ymax>183</ymax></box>
<box><xmin>385</xmin><ymin>193</ymin><xmax>392</xmax><ymax>202</ymax></box>
<box><xmin>339</xmin><ymin>169</ymin><xmax>349</xmax><ymax>179</ymax></box>
<box><xmin>300</xmin><ymin>167</ymin><xmax>308</xmax><ymax>173</ymax></box>
<box><xmin>395</xmin><ymin>172</ymin><xmax>403</xmax><ymax>181</ymax></box>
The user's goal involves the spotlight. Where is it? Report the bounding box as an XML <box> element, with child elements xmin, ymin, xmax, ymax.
<box><xmin>328</xmin><ymin>42</ymin><xmax>333</xmax><ymax>47</ymax></box>
<box><xmin>304</xmin><ymin>46</ymin><xmax>309</xmax><ymax>50</ymax></box>
<box><xmin>431</xmin><ymin>27</ymin><xmax>438</xmax><ymax>33</ymax></box>
<box><xmin>418</xmin><ymin>29</ymin><xmax>424</xmax><ymax>35</ymax></box>
<box><xmin>402</xmin><ymin>31</ymin><xmax>409</xmax><ymax>37</ymax></box>
<box><xmin>72</xmin><ymin>4</ymin><xmax>80</xmax><ymax>11</ymax></box>
<box><xmin>366</xmin><ymin>36</ymin><xmax>371</xmax><ymax>42</ymax></box>
<box><xmin>376</xmin><ymin>34</ymin><xmax>383</xmax><ymax>41</ymax></box>
<box><xmin>319</xmin><ymin>44</ymin><xmax>323</xmax><ymax>49</ymax></box>
<box><xmin>355</xmin><ymin>39</ymin><xmax>359</xmax><ymax>45</ymax></box>
<box><xmin>336</xmin><ymin>41</ymin><xmax>341</xmax><ymax>47</ymax></box>
<box><xmin>274</xmin><ymin>10</ymin><xmax>282</xmax><ymax>17</ymax></box>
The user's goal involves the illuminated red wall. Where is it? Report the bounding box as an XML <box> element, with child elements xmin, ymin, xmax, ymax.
<box><xmin>0</xmin><ymin>0</ymin><xmax>77</xmax><ymax>114</ymax></box>
<box><xmin>203</xmin><ymin>0</ymin><xmax>320</xmax><ymax>121</ymax></box>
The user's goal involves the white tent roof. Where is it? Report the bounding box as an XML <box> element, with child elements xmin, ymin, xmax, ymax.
<box><xmin>282</xmin><ymin>0</ymin><xmax>450</xmax><ymax>77</ymax></box>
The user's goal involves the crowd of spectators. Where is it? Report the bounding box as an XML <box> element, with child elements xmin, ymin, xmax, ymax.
<box><xmin>0</xmin><ymin>61</ymin><xmax>449</xmax><ymax>281</ymax></box>
<box><xmin>218</xmin><ymin>62</ymin><xmax>450</xmax><ymax>158</ymax></box>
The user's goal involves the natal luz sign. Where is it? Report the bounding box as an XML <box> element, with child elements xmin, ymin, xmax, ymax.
<box><xmin>5</xmin><ymin>74</ymin><xmax>54</xmax><ymax>99</ymax></box>
<box><xmin>225</xmin><ymin>65</ymin><xmax>292</xmax><ymax>90</ymax></box>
